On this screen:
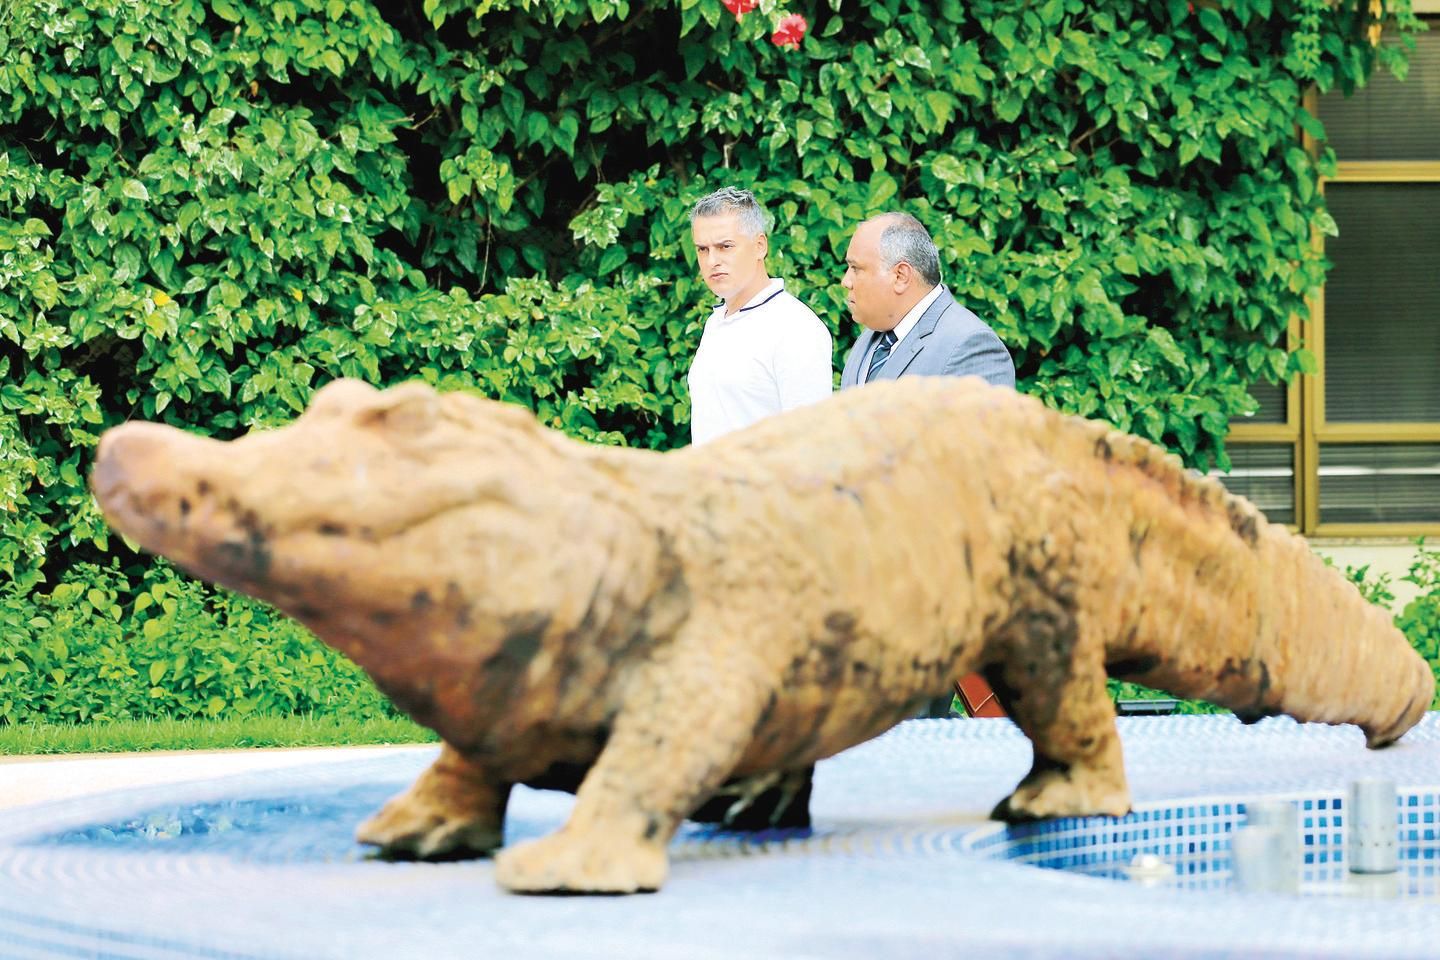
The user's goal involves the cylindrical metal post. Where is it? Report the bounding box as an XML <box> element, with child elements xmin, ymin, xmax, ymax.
<box><xmin>1231</xmin><ymin>824</ymin><xmax>1285</xmax><ymax>894</ymax></box>
<box><xmin>1347</xmin><ymin>778</ymin><xmax>1398</xmax><ymax>875</ymax></box>
<box><xmin>1245</xmin><ymin>799</ymin><xmax>1300</xmax><ymax>893</ymax></box>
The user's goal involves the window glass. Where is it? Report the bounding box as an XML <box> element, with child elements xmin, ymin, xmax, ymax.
<box><xmin>1239</xmin><ymin>379</ymin><xmax>1287</xmax><ymax>425</ymax></box>
<box><xmin>1212</xmin><ymin>444</ymin><xmax>1295</xmax><ymax>525</ymax></box>
<box><xmin>1317</xmin><ymin>443</ymin><xmax>1440</xmax><ymax>523</ymax></box>
<box><xmin>1318</xmin><ymin>27</ymin><xmax>1440</xmax><ymax>161</ymax></box>
<box><xmin>1323</xmin><ymin>182</ymin><xmax>1440</xmax><ymax>423</ymax></box>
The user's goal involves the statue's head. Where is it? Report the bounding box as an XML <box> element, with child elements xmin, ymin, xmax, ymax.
<box><xmin>90</xmin><ymin>378</ymin><xmax>547</xmax><ymax>615</ymax></box>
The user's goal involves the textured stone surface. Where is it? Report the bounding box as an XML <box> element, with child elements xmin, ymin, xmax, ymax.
<box><xmin>90</xmin><ymin>377</ymin><xmax>1435</xmax><ymax>893</ymax></box>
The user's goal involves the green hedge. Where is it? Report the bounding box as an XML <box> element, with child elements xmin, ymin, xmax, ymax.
<box><xmin>0</xmin><ymin>561</ymin><xmax>396</xmax><ymax>724</ymax></box>
<box><xmin>1355</xmin><ymin>541</ymin><xmax>1440</xmax><ymax>705</ymax></box>
<box><xmin>0</xmin><ymin>0</ymin><xmax>1427</xmax><ymax>723</ymax></box>
<box><xmin>7</xmin><ymin>543</ymin><xmax>1438</xmax><ymax>726</ymax></box>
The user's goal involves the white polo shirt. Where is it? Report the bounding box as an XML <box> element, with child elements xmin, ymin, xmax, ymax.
<box><xmin>687</xmin><ymin>279</ymin><xmax>833</xmax><ymax>445</ymax></box>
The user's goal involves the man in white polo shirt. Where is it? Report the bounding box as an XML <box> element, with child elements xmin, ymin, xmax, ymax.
<box><xmin>686</xmin><ymin>187</ymin><xmax>833</xmax><ymax>445</ymax></box>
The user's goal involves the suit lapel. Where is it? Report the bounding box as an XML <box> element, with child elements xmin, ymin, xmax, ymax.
<box><xmin>877</xmin><ymin>287</ymin><xmax>951</xmax><ymax>380</ymax></box>
<box><xmin>842</xmin><ymin>331</ymin><xmax>873</xmax><ymax>387</ymax></box>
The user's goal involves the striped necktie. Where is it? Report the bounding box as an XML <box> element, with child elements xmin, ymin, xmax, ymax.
<box><xmin>867</xmin><ymin>330</ymin><xmax>898</xmax><ymax>382</ymax></box>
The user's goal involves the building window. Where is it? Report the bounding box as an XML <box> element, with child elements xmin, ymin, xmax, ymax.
<box><xmin>1220</xmin><ymin>13</ymin><xmax>1440</xmax><ymax>537</ymax></box>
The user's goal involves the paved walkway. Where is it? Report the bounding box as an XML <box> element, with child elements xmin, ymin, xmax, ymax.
<box><xmin>0</xmin><ymin>746</ymin><xmax>414</xmax><ymax>812</ymax></box>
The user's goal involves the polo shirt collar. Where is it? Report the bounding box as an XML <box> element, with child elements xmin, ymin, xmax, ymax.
<box><xmin>714</xmin><ymin>278</ymin><xmax>786</xmax><ymax>322</ymax></box>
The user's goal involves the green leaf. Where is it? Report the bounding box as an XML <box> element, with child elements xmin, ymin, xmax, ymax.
<box><xmin>994</xmin><ymin>91</ymin><xmax>1024</xmax><ymax>123</ymax></box>
<box><xmin>868</xmin><ymin>173</ymin><xmax>898</xmax><ymax>208</ymax></box>
<box><xmin>932</xmin><ymin>154</ymin><xmax>964</xmax><ymax>184</ymax></box>
<box><xmin>598</xmin><ymin>246</ymin><xmax>627</xmax><ymax>274</ymax></box>
<box><xmin>796</xmin><ymin>118</ymin><xmax>813</xmax><ymax>153</ymax></box>
<box><xmin>122</xmin><ymin>180</ymin><xmax>150</xmax><ymax>202</ymax></box>
<box><xmin>1197</xmin><ymin>8</ymin><xmax>1228</xmax><ymax>45</ymax></box>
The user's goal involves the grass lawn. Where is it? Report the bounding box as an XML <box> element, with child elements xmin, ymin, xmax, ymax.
<box><xmin>0</xmin><ymin>714</ymin><xmax>438</xmax><ymax>756</ymax></box>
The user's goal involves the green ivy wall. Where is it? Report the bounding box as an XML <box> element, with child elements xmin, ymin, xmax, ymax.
<box><xmin>0</xmin><ymin>0</ymin><xmax>1424</xmax><ymax>721</ymax></box>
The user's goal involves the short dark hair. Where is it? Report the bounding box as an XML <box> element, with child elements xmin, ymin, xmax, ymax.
<box><xmin>690</xmin><ymin>187</ymin><xmax>769</xmax><ymax>238</ymax></box>
<box><xmin>874</xmin><ymin>212</ymin><xmax>941</xmax><ymax>287</ymax></box>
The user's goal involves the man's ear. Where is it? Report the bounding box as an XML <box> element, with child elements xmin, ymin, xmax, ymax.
<box><xmin>757</xmin><ymin>232</ymin><xmax>769</xmax><ymax>259</ymax></box>
<box><xmin>892</xmin><ymin>260</ymin><xmax>915</xmax><ymax>294</ymax></box>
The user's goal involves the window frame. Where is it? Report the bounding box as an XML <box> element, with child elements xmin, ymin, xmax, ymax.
<box><xmin>1309</xmin><ymin>165</ymin><xmax>1440</xmax><ymax>536</ymax></box>
<box><xmin>1226</xmin><ymin>28</ymin><xmax>1440</xmax><ymax>537</ymax></box>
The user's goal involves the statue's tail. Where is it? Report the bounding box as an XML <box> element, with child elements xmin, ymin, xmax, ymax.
<box><xmin>1247</xmin><ymin>533</ymin><xmax>1434</xmax><ymax>747</ymax></box>
<box><xmin>1111</xmin><ymin>521</ymin><xmax>1433</xmax><ymax>748</ymax></box>
<box><xmin>1140</xmin><ymin>529</ymin><xmax>1434</xmax><ymax>754</ymax></box>
<box><xmin>1073</xmin><ymin>418</ymin><xmax>1432</xmax><ymax>747</ymax></box>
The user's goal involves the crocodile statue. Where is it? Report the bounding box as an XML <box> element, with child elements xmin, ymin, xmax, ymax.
<box><xmin>90</xmin><ymin>376</ymin><xmax>1435</xmax><ymax>894</ymax></box>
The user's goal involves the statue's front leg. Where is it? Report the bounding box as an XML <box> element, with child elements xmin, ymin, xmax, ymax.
<box><xmin>495</xmin><ymin>635</ymin><xmax>774</xmax><ymax>894</ymax></box>
<box><xmin>357</xmin><ymin>743</ymin><xmax>512</xmax><ymax>860</ymax></box>
<box><xmin>985</xmin><ymin>612</ymin><xmax>1130</xmax><ymax>821</ymax></box>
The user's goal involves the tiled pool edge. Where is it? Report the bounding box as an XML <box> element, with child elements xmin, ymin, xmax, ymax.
<box><xmin>2</xmin><ymin>715</ymin><xmax>1439</xmax><ymax>959</ymax></box>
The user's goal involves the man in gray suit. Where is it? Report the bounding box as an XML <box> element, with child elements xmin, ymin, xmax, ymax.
<box><xmin>839</xmin><ymin>212</ymin><xmax>1015</xmax><ymax>389</ymax></box>
<box><xmin>841</xmin><ymin>212</ymin><xmax>1015</xmax><ymax>720</ymax></box>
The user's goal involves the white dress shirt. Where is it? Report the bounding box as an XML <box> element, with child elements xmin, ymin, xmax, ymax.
<box><xmin>862</xmin><ymin>283</ymin><xmax>944</xmax><ymax>382</ymax></box>
<box><xmin>687</xmin><ymin>279</ymin><xmax>833</xmax><ymax>445</ymax></box>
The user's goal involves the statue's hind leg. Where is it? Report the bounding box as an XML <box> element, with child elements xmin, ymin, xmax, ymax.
<box><xmin>985</xmin><ymin>609</ymin><xmax>1131</xmax><ymax>822</ymax></box>
<box><xmin>689</xmin><ymin>765</ymin><xmax>813</xmax><ymax>830</ymax></box>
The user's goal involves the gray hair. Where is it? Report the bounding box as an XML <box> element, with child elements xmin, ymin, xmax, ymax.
<box><xmin>690</xmin><ymin>187</ymin><xmax>769</xmax><ymax>238</ymax></box>
<box><xmin>874</xmin><ymin>212</ymin><xmax>942</xmax><ymax>287</ymax></box>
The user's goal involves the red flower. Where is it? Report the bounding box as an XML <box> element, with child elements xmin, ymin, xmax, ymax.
<box><xmin>721</xmin><ymin>0</ymin><xmax>758</xmax><ymax>20</ymax></box>
<box><xmin>771</xmin><ymin>13</ymin><xmax>807</xmax><ymax>50</ymax></box>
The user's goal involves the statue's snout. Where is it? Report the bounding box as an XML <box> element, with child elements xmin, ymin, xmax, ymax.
<box><xmin>91</xmin><ymin>422</ymin><xmax>224</xmax><ymax>547</ymax></box>
<box><xmin>92</xmin><ymin>423</ymin><xmax>175</xmax><ymax>506</ymax></box>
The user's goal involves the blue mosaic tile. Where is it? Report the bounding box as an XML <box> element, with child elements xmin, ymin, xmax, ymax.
<box><xmin>1</xmin><ymin>714</ymin><xmax>1439</xmax><ymax>958</ymax></box>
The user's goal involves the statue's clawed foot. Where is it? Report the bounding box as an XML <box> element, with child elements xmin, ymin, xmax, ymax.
<box><xmin>990</xmin><ymin>759</ymin><xmax>1130</xmax><ymax>822</ymax></box>
<box><xmin>357</xmin><ymin>793</ymin><xmax>503</xmax><ymax>860</ymax></box>
<box><xmin>494</xmin><ymin>830</ymin><xmax>668</xmax><ymax>894</ymax></box>
<box><xmin>690</xmin><ymin>765</ymin><xmax>814</xmax><ymax>830</ymax></box>
<box><xmin>356</xmin><ymin>745</ymin><xmax>510</xmax><ymax>860</ymax></box>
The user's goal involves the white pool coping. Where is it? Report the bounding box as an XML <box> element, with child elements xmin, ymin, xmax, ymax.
<box><xmin>0</xmin><ymin>746</ymin><xmax>418</xmax><ymax>812</ymax></box>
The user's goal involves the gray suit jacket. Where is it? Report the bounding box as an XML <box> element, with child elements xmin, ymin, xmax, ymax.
<box><xmin>839</xmin><ymin>286</ymin><xmax>1015</xmax><ymax>390</ymax></box>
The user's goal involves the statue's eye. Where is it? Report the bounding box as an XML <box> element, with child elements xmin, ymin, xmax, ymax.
<box><xmin>363</xmin><ymin>390</ymin><xmax>440</xmax><ymax>437</ymax></box>
<box><xmin>308</xmin><ymin>378</ymin><xmax>378</xmax><ymax>417</ymax></box>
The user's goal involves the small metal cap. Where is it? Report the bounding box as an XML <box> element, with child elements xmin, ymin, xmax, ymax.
<box><xmin>1123</xmin><ymin>852</ymin><xmax>1175</xmax><ymax>887</ymax></box>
